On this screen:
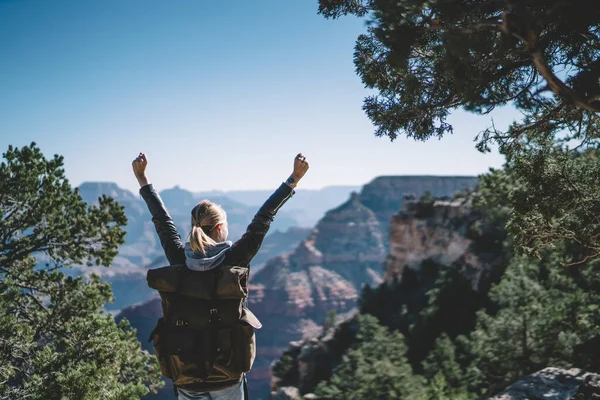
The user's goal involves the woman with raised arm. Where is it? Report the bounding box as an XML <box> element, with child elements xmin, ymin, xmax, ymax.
<box><xmin>132</xmin><ymin>152</ymin><xmax>309</xmax><ymax>400</ymax></box>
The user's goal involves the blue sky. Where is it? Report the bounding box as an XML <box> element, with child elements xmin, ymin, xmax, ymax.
<box><xmin>0</xmin><ymin>0</ymin><xmax>515</xmax><ymax>193</ymax></box>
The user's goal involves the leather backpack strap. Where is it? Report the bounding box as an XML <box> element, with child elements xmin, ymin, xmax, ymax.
<box><xmin>244</xmin><ymin>264</ymin><xmax>250</xmax><ymax>308</ymax></box>
<box><xmin>208</xmin><ymin>268</ymin><xmax>224</xmax><ymax>371</ymax></box>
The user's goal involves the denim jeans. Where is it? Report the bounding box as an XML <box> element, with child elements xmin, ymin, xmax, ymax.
<box><xmin>177</xmin><ymin>379</ymin><xmax>245</xmax><ymax>400</ymax></box>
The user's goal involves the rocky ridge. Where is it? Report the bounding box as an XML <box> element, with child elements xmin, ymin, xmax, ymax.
<box><xmin>358</xmin><ymin>176</ymin><xmax>478</xmax><ymax>235</ymax></box>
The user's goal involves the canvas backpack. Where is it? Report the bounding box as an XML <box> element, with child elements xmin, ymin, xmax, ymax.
<box><xmin>146</xmin><ymin>263</ymin><xmax>262</xmax><ymax>388</ymax></box>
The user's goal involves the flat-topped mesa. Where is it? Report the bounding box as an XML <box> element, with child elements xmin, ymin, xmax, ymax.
<box><xmin>249</xmin><ymin>191</ymin><xmax>385</xmax><ymax>319</ymax></box>
<box><xmin>358</xmin><ymin>176</ymin><xmax>478</xmax><ymax>229</ymax></box>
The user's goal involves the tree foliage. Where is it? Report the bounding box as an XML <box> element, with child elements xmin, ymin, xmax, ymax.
<box><xmin>0</xmin><ymin>143</ymin><xmax>161</xmax><ymax>399</ymax></box>
<box><xmin>319</xmin><ymin>0</ymin><xmax>600</xmax><ymax>144</ymax></box>
<box><xmin>508</xmin><ymin>144</ymin><xmax>600</xmax><ymax>263</ymax></box>
<box><xmin>360</xmin><ymin>262</ymin><xmax>489</xmax><ymax>370</ymax></box>
<box><xmin>314</xmin><ymin>314</ymin><xmax>425</xmax><ymax>400</ymax></box>
<box><xmin>320</xmin><ymin>0</ymin><xmax>600</xmax><ymax>261</ymax></box>
<box><xmin>463</xmin><ymin>255</ymin><xmax>600</xmax><ymax>396</ymax></box>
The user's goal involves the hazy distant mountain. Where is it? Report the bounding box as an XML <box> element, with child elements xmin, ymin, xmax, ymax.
<box><xmin>195</xmin><ymin>185</ymin><xmax>361</xmax><ymax>227</ymax></box>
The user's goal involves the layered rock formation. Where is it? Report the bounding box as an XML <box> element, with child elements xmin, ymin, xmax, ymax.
<box><xmin>488</xmin><ymin>368</ymin><xmax>600</xmax><ymax>400</ymax></box>
<box><xmin>250</xmin><ymin>227</ymin><xmax>312</xmax><ymax>271</ymax></box>
<box><xmin>246</xmin><ymin>193</ymin><xmax>386</xmax><ymax>397</ymax></box>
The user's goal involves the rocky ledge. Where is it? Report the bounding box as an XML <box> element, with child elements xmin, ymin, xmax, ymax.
<box><xmin>488</xmin><ymin>368</ymin><xmax>600</xmax><ymax>400</ymax></box>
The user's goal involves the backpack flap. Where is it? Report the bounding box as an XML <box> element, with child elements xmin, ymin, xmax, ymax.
<box><xmin>241</xmin><ymin>307</ymin><xmax>262</xmax><ymax>329</ymax></box>
<box><xmin>147</xmin><ymin>265</ymin><xmax>249</xmax><ymax>300</ymax></box>
<box><xmin>147</xmin><ymin>265</ymin><xmax>180</xmax><ymax>292</ymax></box>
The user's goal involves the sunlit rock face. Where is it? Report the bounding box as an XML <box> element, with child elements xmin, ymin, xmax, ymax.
<box><xmin>383</xmin><ymin>197</ymin><xmax>505</xmax><ymax>293</ymax></box>
<box><xmin>269</xmin><ymin>192</ymin><xmax>509</xmax><ymax>399</ymax></box>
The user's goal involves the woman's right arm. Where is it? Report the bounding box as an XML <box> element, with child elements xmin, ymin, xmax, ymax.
<box><xmin>133</xmin><ymin>153</ymin><xmax>186</xmax><ymax>265</ymax></box>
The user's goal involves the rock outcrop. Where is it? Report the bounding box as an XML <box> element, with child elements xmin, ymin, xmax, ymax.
<box><xmin>384</xmin><ymin>196</ymin><xmax>505</xmax><ymax>287</ymax></box>
<box><xmin>270</xmin><ymin>311</ymin><xmax>359</xmax><ymax>397</ymax></box>
<box><xmin>488</xmin><ymin>368</ymin><xmax>600</xmax><ymax>400</ymax></box>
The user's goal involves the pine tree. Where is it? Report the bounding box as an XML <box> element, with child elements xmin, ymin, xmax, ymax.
<box><xmin>0</xmin><ymin>143</ymin><xmax>161</xmax><ymax>399</ymax></box>
<box><xmin>314</xmin><ymin>314</ymin><xmax>425</xmax><ymax>400</ymax></box>
<box><xmin>319</xmin><ymin>0</ymin><xmax>600</xmax><ymax>262</ymax></box>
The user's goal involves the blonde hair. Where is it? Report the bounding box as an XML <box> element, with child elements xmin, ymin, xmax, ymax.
<box><xmin>189</xmin><ymin>200</ymin><xmax>227</xmax><ymax>255</ymax></box>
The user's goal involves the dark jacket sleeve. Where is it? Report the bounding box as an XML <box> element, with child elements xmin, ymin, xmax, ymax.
<box><xmin>139</xmin><ymin>184</ymin><xmax>186</xmax><ymax>265</ymax></box>
<box><xmin>228</xmin><ymin>183</ymin><xmax>294</xmax><ymax>266</ymax></box>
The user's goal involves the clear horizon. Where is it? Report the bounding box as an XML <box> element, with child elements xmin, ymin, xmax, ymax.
<box><xmin>0</xmin><ymin>0</ymin><xmax>516</xmax><ymax>194</ymax></box>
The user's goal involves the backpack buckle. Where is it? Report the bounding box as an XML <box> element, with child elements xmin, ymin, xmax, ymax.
<box><xmin>175</xmin><ymin>319</ymin><xmax>187</xmax><ymax>327</ymax></box>
<box><xmin>210</xmin><ymin>308</ymin><xmax>218</xmax><ymax>315</ymax></box>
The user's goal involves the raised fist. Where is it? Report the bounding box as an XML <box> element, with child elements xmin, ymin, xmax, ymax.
<box><xmin>292</xmin><ymin>153</ymin><xmax>309</xmax><ymax>181</ymax></box>
<box><xmin>132</xmin><ymin>152</ymin><xmax>148</xmax><ymax>177</ymax></box>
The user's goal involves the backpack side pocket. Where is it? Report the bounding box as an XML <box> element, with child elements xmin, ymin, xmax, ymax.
<box><xmin>234</xmin><ymin>307</ymin><xmax>262</xmax><ymax>372</ymax></box>
<box><xmin>148</xmin><ymin>317</ymin><xmax>174</xmax><ymax>379</ymax></box>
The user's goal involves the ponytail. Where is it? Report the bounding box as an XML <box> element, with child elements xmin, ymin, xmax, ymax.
<box><xmin>189</xmin><ymin>200</ymin><xmax>227</xmax><ymax>255</ymax></box>
<box><xmin>190</xmin><ymin>225</ymin><xmax>218</xmax><ymax>255</ymax></box>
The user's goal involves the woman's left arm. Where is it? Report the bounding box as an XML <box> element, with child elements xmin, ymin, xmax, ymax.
<box><xmin>133</xmin><ymin>153</ymin><xmax>186</xmax><ymax>265</ymax></box>
<box><xmin>228</xmin><ymin>153</ymin><xmax>309</xmax><ymax>266</ymax></box>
